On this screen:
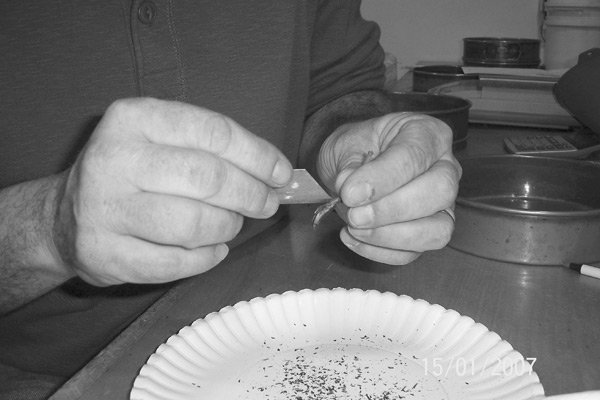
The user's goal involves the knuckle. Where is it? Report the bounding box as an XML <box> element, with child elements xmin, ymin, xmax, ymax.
<box><xmin>102</xmin><ymin>98</ymin><xmax>158</xmax><ymax>135</ymax></box>
<box><xmin>454</xmin><ymin>158</ymin><xmax>463</xmax><ymax>180</ymax></box>
<box><xmin>435</xmin><ymin>119</ymin><xmax>454</xmax><ymax>144</ymax></box>
<box><xmin>187</xmin><ymin>157</ymin><xmax>228</xmax><ymax>199</ymax></box>
<box><xmin>440</xmin><ymin>223</ymin><xmax>455</xmax><ymax>248</ymax></box>
<box><xmin>243</xmin><ymin>185</ymin><xmax>270</xmax><ymax>214</ymax></box>
<box><xmin>431</xmin><ymin>217</ymin><xmax>455</xmax><ymax>250</ymax></box>
<box><xmin>184</xmin><ymin>206</ymin><xmax>212</xmax><ymax>238</ymax></box>
<box><xmin>243</xmin><ymin>184</ymin><xmax>276</xmax><ymax>217</ymax></box>
<box><xmin>79</xmin><ymin>141</ymin><xmax>118</xmax><ymax>177</ymax></box>
<box><xmin>440</xmin><ymin>175</ymin><xmax>458</xmax><ymax>205</ymax></box>
<box><xmin>405</xmin><ymin>116</ymin><xmax>453</xmax><ymax>154</ymax></box>
<box><xmin>203</xmin><ymin>113</ymin><xmax>233</xmax><ymax>156</ymax></box>
<box><xmin>174</xmin><ymin>219</ymin><xmax>203</xmax><ymax>248</ymax></box>
<box><xmin>178</xmin><ymin>209</ymin><xmax>243</xmax><ymax>248</ymax></box>
<box><xmin>148</xmin><ymin>253</ymin><xmax>185</xmax><ymax>281</ymax></box>
<box><xmin>434</xmin><ymin>163</ymin><xmax>460</xmax><ymax>207</ymax></box>
<box><xmin>228</xmin><ymin>213</ymin><xmax>245</xmax><ymax>238</ymax></box>
<box><xmin>146</xmin><ymin>247</ymin><xmax>221</xmax><ymax>282</ymax></box>
<box><xmin>176</xmin><ymin>216</ymin><xmax>206</xmax><ymax>247</ymax></box>
<box><xmin>104</xmin><ymin>98</ymin><xmax>141</xmax><ymax>120</ymax></box>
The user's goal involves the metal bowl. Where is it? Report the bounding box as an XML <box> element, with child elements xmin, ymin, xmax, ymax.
<box><xmin>449</xmin><ymin>155</ymin><xmax>600</xmax><ymax>265</ymax></box>
<box><xmin>412</xmin><ymin>65</ymin><xmax>478</xmax><ymax>93</ymax></box>
<box><xmin>390</xmin><ymin>92</ymin><xmax>471</xmax><ymax>150</ymax></box>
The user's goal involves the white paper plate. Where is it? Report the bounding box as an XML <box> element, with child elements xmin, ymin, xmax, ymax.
<box><xmin>130</xmin><ymin>288</ymin><xmax>545</xmax><ymax>400</ymax></box>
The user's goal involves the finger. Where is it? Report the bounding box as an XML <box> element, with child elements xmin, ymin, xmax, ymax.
<box><xmin>101</xmin><ymin>98</ymin><xmax>293</xmax><ymax>187</ymax></box>
<box><xmin>332</xmin><ymin>150</ymin><xmax>378</xmax><ymax>194</ymax></box>
<box><xmin>346</xmin><ymin>158</ymin><xmax>459</xmax><ymax>228</ymax></box>
<box><xmin>339</xmin><ymin>227</ymin><xmax>421</xmax><ymax>265</ymax></box>
<box><xmin>124</xmin><ymin>143</ymin><xmax>279</xmax><ymax>218</ymax></box>
<box><xmin>76</xmin><ymin>236</ymin><xmax>229</xmax><ymax>286</ymax></box>
<box><xmin>317</xmin><ymin>120</ymin><xmax>381</xmax><ymax>192</ymax></box>
<box><xmin>340</xmin><ymin>114</ymin><xmax>453</xmax><ymax>207</ymax></box>
<box><xmin>108</xmin><ymin>192</ymin><xmax>244</xmax><ymax>249</ymax></box>
<box><xmin>346</xmin><ymin>211</ymin><xmax>455</xmax><ymax>252</ymax></box>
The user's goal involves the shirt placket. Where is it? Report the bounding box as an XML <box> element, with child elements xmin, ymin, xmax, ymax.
<box><xmin>130</xmin><ymin>0</ymin><xmax>186</xmax><ymax>101</ymax></box>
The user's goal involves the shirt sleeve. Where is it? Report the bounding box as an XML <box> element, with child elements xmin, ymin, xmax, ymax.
<box><xmin>306</xmin><ymin>0</ymin><xmax>387</xmax><ymax>116</ymax></box>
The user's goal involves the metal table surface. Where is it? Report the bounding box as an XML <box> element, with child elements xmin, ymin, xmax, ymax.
<box><xmin>51</xmin><ymin>126</ymin><xmax>600</xmax><ymax>399</ymax></box>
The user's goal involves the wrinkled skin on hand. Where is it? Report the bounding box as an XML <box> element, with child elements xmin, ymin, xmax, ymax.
<box><xmin>316</xmin><ymin>112</ymin><xmax>461</xmax><ymax>265</ymax></box>
<box><xmin>52</xmin><ymin>98</ymin><xmax>293</xmax><ymax>286</ymax></box>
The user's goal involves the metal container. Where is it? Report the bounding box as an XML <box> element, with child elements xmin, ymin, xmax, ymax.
<box><xmin>412</xmin><ymin>65</ymin><xmax>478</xmax><ymax>93</ymax></box>
<box><xmin>449</xmin><ymin>155</ymin><xmax>600</xmax><ymax>265</ymax></box>
<box><xmin>463</xmin><ymin>37</ymin><xmax>541</xmax><ymax>68</ymax></box>
<box><xmin>390</xmin><ymin>92</ymin><xmax>471</xmax><ymax>150</ymax></box>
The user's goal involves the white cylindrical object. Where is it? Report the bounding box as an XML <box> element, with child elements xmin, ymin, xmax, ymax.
<box><xmin>543</xmin><ymin>0</ymin><xmax>600</xmax><ymax>69</ymax></box>
<box><xmin>581</xmin><ymin>264</ymin><xmax>600</xmax><ymax>279</ymax></box>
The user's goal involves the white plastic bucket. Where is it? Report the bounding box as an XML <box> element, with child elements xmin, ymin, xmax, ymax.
<box><xmin>543</xmin><ymin>0</ymin><xmax>600</xmax><ymax>69</ymax></box>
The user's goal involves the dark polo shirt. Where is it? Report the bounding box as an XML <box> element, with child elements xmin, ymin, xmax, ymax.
<box><xmin>0</xmin><ymin>0</ymin><xmax>385</xmax><ymax>397</ymax></box>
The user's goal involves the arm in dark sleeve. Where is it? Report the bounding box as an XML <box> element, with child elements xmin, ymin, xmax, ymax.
<box><xmin>298</xmin><ymin>0</ymin><xmax>392</xmax><ymax>175</ymax></box>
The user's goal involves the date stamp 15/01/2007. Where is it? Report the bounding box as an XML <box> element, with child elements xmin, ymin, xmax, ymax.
<box><xmin>422</xmin><ymin>357</ymin><xmax>537</xmax><ymax>378</ymax></box>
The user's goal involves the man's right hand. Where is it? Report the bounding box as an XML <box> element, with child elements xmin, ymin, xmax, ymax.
<box><xmin>52</xmin><ymin>98</ymin><xmax>292</xmax><ymax>286</ymax></box>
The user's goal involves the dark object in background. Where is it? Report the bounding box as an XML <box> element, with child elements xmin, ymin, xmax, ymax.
<box><xmin>390</xmin><ymin>92</ymin><xmax>471</xmax><ymax>150</ymax></box>
<box><xmin>412</xmin><ymin>65</ymin><xmax>478</xmax><ymax>93</ymax></box>
<box><xmin>554</xmin><ymin>48</ymin><xmax>600</xmax><ymax>135</ymax></box>
<box><xmin>462</xmin><ymin>37</ymin><xmax>541</xmax><ymax>68</ymax></box>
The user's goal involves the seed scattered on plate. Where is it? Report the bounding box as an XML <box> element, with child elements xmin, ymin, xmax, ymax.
<box><xmin>236</xmin><ymin>342</ymin><xmax>432</xmax><ymax>399</ymax></box>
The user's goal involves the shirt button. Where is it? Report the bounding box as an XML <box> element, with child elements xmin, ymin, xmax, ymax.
<box><xmin>138</xmin><ymin>1</ymin><xmax>157</xmax><ymax>25</ymax></box>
